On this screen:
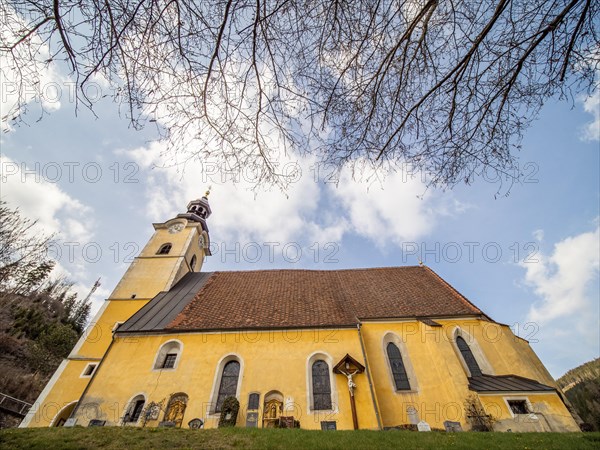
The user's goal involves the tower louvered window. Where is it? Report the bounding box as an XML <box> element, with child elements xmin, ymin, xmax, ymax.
<box><xmin>456</xmin><ymin>336</ymin><xmax>482</xmax><ymax>376</ymax></box>
<box><xmin>386</xmin><ymin>342</ymin><xmax>411</xmax><ymax>390</ymax></box>
<box><xmin>157</xmin><ymin>243</ymin><xmax>172</xmax><ymax>255</ymax></box>
<box><xmin>312</xmin><ymin>360</ymin><xmax>332</xmax><ymax>410</ymax></box>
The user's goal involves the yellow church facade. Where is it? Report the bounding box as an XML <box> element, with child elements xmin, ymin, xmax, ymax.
<box><xmin>20</xmin><ymin>196</ymin><xmax>580</xmax><ymax>432</ymax></box>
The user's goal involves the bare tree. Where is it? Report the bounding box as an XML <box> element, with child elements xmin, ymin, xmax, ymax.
<box><xmin>1</xmin><ymin>1</ymin><xmax>598</xmax><ymax>188</ymax></box>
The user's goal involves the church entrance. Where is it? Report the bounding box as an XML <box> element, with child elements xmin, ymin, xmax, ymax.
<box><xmin>262</xmin><ymin>391</ymin><xmax>283</xmax><ymax>428</ymax></box>
<box><xmin>51</xmin><ymin>401</ymin><xmax>77</xmax><ymax>426</ymax></box>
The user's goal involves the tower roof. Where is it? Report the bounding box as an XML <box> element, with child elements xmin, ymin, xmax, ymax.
<box><xmin>118</xmin><ymin>266</ymin><xmax>490</xmax><ymax>334</ymax></box>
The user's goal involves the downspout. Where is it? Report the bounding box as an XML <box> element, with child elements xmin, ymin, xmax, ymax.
<box><xmin>357</xmin><ymin>323</ymin><xmax>382</xmax><ymax>430</ymax></box>
<box><xmin>69</xmin><ymin>334</ymin><xmax>116</xmax><ymax>422</ymax></box>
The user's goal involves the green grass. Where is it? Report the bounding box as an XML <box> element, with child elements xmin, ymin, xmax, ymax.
<box><xmin>1</xmin><ymin>427</ymin><xmax>599</xmax><ymax>450</ymax></box>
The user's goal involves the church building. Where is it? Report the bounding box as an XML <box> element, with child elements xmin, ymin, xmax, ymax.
<box><xmin>20</xmin><ymin>195</ymin><xmax>579</xmax><ymax>432</ymax></box>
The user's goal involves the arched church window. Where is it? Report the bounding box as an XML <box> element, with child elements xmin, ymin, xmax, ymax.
<box><xmin>312</xmin><ymin>360</ymin><xmax>332</xmax><ymax>410</ymax></box>
<box><xmin>123</xmin><ymin>395</ymin><xmax>146</xmax><ymax>424</ymax></box>
<box><xmin>153</xmin><ymin>340</ymin><xmax>182</xmax><ymax>370</ymax></box>
<box><xmin>190</xmin><ymin>255</ymin><xmax>197</xmax><ymax>271</ymax></box>
<box><xmin>157</xmin><ymin>243</ymin><xmax>172</xmax><ymax>255</ymax></box>
<box><xmin>386</xmin><ymin>342</ymin><xmax>411</xmax><ymax>390</ymax></box>
<box><xmin>164</xmin><ymin>393</ymin><xmax>188</xmax><ymax>427</ymax></box>
<box><xmin>216</xmin><ymin>360</ymin><xmax>240</xmax><ymax>412</ymax></box>
<box><xmin>456</xmin><ymin>335</ymin><xmax>482</xmax><ymax>376</ymax></box>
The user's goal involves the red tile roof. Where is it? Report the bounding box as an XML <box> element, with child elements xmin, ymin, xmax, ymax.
<box><xmin>165</xmin><ymin>266</ymin><xmax>486</xmax><ymax>331</ymax></box>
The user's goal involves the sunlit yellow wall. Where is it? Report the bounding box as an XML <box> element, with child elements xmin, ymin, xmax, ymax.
<box><xmin>479</xmin><ymin>393</ymin><xmax>579</xmax><ymax>432</ymax></box>
<box><xmin>72</xmin><ymin>329</ymin><xmax>380</xmax><ymax>430</ymax></box>
<box><xmin>22</xmin><ymin>219</ymin><xmax>202</xmax><ymax>427</ymax></box>
<box><xmin>360</xmin><ymin>319</ymin><xmax>579</xmax><ymax>431</ymax></box>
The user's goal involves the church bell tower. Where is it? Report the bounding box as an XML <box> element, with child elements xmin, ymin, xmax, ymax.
<box><xmin>20</xmin><ymin>194</ymin><xmax>213</xmax><ymax>427</ymax></box>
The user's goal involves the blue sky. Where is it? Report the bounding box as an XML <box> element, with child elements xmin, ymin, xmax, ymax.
<box><xmin>1</xmin><ymin>67</ymin><xmax>598</xmax><ymax>379</ymax></box>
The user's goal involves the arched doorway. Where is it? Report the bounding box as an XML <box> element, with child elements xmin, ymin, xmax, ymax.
<box><xmin>262</xmin><ymin>391</ymin><xmax>283</xmax><ymax>428</ymax></box>
<box><xmin>51</xmin><ymin>401</ymin><xmax>77</xmax><ymax>427</ymax></box>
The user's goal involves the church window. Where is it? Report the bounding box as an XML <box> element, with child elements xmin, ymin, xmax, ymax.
<box><xmin>124</xmin><ymin>395</ymin><xmax>145</xmax><ymax>423</ymax></box>
<box><xmin>507</xmin><ymin>399</ymin><xmax>530</xmax><ymax>415</ymax></box>
<box><xmin>216</xmin><ymin>360</ymin><xmax>240</xmax><ymax>412</ymax></box>
<box><xmin>153</xmin><ymin>340</ymin><xmax>182</xmax><ymax>370</ymax></box>
<box><xmin>312</xmin><ymin>360</ymin><xmax>332</xmax><ymax>410</ymax></box>
<box><xmin>157</xmin><ymin>243</ymin><xmax>172</xmax><ymax>255</ymax></box>
<box><xmin>456</xmin><ymin>335</ymin><xmax>482</xmax><ymax>376</ymax></box>
<box><xmin>386</xmin><ymin>342</ymin><xmax>411</xmax><ymax>390</ymax></box>
<box><xmin>190</xmin><ymin>255</ymin><xmax>197</xmax><ymax>271</ymax></box>
<box><xmin>248</xmin><ymin>393</ymin><xmax>260</xmax><ymax>410</ymax></box>
<box><xmin>162</xmin><ymin>353</ymin><xmax>177</xmax><ymax>369</ymax></box>
<box><xmin>81</xmin><ymin>363</ymin><xmax>97</xmax><ymax>377</ymax></box>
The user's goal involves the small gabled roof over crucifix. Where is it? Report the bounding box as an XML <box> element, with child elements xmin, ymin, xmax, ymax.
<box><xmin>333</xmin><ymin>354</ymin><xmax>365</xmax><ymax>375</ymax></box>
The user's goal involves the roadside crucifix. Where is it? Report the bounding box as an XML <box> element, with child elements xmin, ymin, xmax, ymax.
<box><xmin>333</xmin><ymin>354</ymin><xmax>366</xmax><ymax>430</ymax></box>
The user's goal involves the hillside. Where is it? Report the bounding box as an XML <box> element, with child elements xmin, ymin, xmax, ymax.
<box><xmin>0</xmin><ymin>201</ymin><xmax>91</xmax><ymax>428</ymax></box>
<box><xmin>557</xmin><ymin>358</ymin><xmax>600</xmax><ymax>431</ymax></box>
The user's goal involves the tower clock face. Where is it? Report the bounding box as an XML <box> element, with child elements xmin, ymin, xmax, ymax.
<box><xmin>168</xmin><ymin>223</ymin><xmax>185</xmax><ymax>234</ymax></box>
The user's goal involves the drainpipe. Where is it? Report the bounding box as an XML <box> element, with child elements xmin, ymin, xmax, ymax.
<box><xmin>357</xmin><ymin>323</ymin><xmax>382</xmax><ymax>430</ymax></box>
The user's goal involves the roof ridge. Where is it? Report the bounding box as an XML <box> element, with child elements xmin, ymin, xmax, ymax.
<box><xmin>192</xmin><ymin>266</ymin><xmax>422</xmax><ymax>274</ymax></box>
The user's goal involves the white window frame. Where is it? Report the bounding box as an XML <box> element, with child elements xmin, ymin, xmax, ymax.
<box><xmin>152</xmin><ymin>339</ymin><xmax>183</xmax><ymax>371</ymax></box>
<box><xmin>122</xmin><ymin>393</ymin><xmax>147</xmax><ymax>426</ymax></box>
<box><xmin>80</xmin><ymin>363</ymin><xmax>97</xmax><ymax>378</ymax></box>
<box><xmin>306</xmin><ymin>351</ymin><xmax>338</xmax><ymax>415</ymax></box>
<box><xmin>503</xmin><ymin>396</ymin><xmax>535</xmax><ymax>418</ymax></box>
<box><xmin>451</xmin><ymin>327</ymin><xmax>494</xmax><ymax>376</ymax></box>
<box><xmin>207</xmin><ymin>353</ymin><xmax>244</xmax><ymax>416</ymax></box>
<box><xmin>382</xmin><ymin>332</ymin><xmax>419</xmax><ymax>393</ymax></box>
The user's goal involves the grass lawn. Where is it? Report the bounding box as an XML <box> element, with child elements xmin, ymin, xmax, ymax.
<box><xmin>1</xmin><ymin>427</ymin><xmax>599</xmax><ymax>450</ymax></box>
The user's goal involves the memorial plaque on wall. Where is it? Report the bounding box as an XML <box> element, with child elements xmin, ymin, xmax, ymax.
<box><xmin>444</xmin><ymin>420</ymin><xmax>463</xmax><ymax>432</ymax></box>
<box><xmin>320</xmin><ymin>421</ymin><xmax>337</xmax><ymax>431</ymax></box>
<box><xmin>279</xmin><ymin>416</ymin><xmax>294</xmax><ymax>429</ymax></box>
<box><xmin>246</xmin><ymin>412</ymin><xmax>258</xmax><ymax>428</ymax></box>
<box><xmin>64</xmin><ymin>418</ymin><xmax>77</xmax><ymax>427</ymax></box>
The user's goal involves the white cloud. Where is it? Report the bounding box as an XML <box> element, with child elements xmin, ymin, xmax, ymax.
<box><xmin>580</xmin><ymin>84</ymin><xmax>600</xmax><ymax>142</ymax></box>
<box><xmin>330</xmin><ymin>168</ymin><xmax>459</xmax><ymax>248</ymax></box>
<box><xmin>0</xmin><ymin>156</ymin><xmax>93</xmax><ymax>243</ymax></box>
<box><xmin>533</xmin><ymin>229</ymin><xmax>544</xmax><ymax>242</ymax></box>
<box><xmin>523</xmin><ymin>224</ymin><xmax>600</xmax><ymax>324</ymax></box>
<box><xmin>124</xmin><ymin>141</ymin><xmax>462</xmax><ymax>260</ymax></box>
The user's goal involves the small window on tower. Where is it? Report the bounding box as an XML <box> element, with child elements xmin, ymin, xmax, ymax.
<box><xmin>508</xmin><ymin>400</ymin><xmax>530</xmax><ymax>415</ymax></box>
<box><xmin>81</xmin><ymin>363</ymin><xmax>97</xmax><ymax>377</ymax></box>
<box><xmin>190</xmin><ymin>255</ymin><xmax>197</xmax><ymax>271</ymax></box>
<box><xmin>157</xmin><ymin>243</ymin><xmax>172</xmax><ymax>255</ymax></box>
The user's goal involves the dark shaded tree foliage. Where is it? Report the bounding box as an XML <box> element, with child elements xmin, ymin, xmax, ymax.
<box><xmin>558</xmin><ymin>358</ymin><xmax>600</xmax><ymax>431</ymax></box>
<box><xmin>0</xmin><ymin>201</ymin><xmax>91</xmax><ymax>427</ymax></box>
<box><xmin>1</xmin><ymin>1</ymin><xmax>598</xmax><ymax>188</ymax></box>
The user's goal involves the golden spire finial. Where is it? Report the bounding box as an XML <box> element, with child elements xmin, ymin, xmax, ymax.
<box><xmin>205</xmin><ymin>185</ymin><xmax>212</xmax><ymax>197</ymax></box>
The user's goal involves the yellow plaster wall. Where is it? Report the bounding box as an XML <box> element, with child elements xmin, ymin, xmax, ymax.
<box><xmin>25</xmin><ymin>360</ymin><xmax>94</xmax><ymax>427</ymax></box>
<box><xmin>73</xmin><ymin>329</ymin><xmax>380</xmax><ymax>430</ymax></box>
<box><xmin>23</xmin><ymin>220</ymin><xmax>202</xmax><ymax>428</ymax></box>
<box><xmin>360</xmin><ymin>319</ymin><xmax>578</xmax><ymax>431</ymax></box>
<box><xmin>479</xmin><ymin>394</ymin><xmax>579</xmax><ymax>432</ymax></box>
<box><xmin>73</xmin><ymin>300</ymin><xmax>149</xmax><ymax>358</ymax></box>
